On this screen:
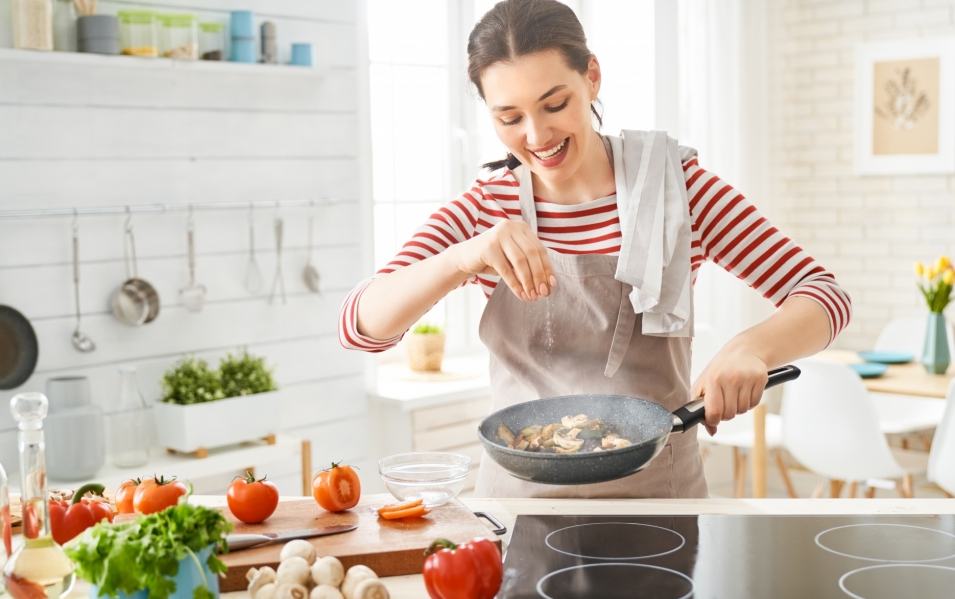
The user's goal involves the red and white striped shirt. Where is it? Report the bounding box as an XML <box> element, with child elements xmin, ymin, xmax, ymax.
<box><xmin>340</xmin><ymin>157</ymin><xmax>852</xmax><ymax>352</ymax></box>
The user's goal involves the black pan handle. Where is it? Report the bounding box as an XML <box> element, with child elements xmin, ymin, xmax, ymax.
<box><xmin>671</xmin><ymin>365</ymin><xmax>801</xmax><ymax>433</ymax></box>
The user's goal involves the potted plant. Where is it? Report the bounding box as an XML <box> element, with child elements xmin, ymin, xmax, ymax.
<box><xmin>153</xmin><ymin>349</ymin><xmax>280</xmax><ymax>455</ymax></box>
<box><xmin>406</xmin><ymin>322</ymin><xmax>446</xmax><ymax>372</ymax></box>
<box><xmin>914</xmin><ymin>256</ymin><xmax>954</xmax><ymax>374</ymax></box>
<box><xmin>65</xmin><ymin>501</ymin><xmax>232</xmax><ymax>599</ymax></box>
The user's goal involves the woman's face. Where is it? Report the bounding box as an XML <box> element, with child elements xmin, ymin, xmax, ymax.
<box><xmin>481</xmin><ymin>50</ymin><xmax>600</xmax><ymax>185</ymax></box>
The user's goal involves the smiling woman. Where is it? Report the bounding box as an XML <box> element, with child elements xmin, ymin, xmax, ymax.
<box><xmin>342</xmin><ymin>0</ymin><xmax>852</xmax><ymax>500</ymax></box>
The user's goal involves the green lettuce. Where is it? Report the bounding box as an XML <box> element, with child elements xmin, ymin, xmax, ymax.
<box><xmin>64</xmin><ymin>502</ymin><xmax>233</xmax><ymax>599</ymax></box>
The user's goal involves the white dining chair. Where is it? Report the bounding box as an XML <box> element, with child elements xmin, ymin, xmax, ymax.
<box><xmin>781</xmin><ymin>359</ymin><xmax>927</xmax><ymax>498</ymax></box>
<box><xmin>928</xmin><ymin>379</ymin><xmax>955</xmax><ymax>497</ymax></box>
<box><xmin>693</xmin><ymin>324</ymin><xmax>797</xmax><ymax>498</ymax></box>
<box><xmin>869</xmin><ymin>316</ymin><xmax>951</xmax><ymax>448</ymax></box>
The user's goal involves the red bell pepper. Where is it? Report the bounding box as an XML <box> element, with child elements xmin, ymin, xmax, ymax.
<box><xmin>49</xmin><ymin>483</ymin><xmax>113</xmax><ymax>546</ymax></box>
<box><xmin>423</xmin><ymin>537</ymin><xmax>502</xmax><ymax>599</ymax></box>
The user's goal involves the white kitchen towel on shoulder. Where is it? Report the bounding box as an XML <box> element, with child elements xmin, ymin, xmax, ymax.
<box><xmin>605</xmin><ymin>130</ymin><xmax>695</xmax><ymax>337</ymax></box>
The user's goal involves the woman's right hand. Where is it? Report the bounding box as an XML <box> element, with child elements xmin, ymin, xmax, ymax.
<box><xmin>450</xmin><ymin>220</ymin><xmax>557</xmax><ymax>301</ymax></box>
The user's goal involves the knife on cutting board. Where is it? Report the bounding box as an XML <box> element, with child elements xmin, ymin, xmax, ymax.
<box><xmin>226</xmin><ymin>524</ymin><xmax>358</xmax><ymax>550</ymax></box>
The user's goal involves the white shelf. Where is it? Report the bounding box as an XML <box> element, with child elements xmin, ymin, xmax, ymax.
<box><xmin>0</xmin><ymin>47</ymin><xmax>328</xmax><ymax>77</ymax></box>
<box><xmin>47</xmin><ymin>433</ymin><xmax>303</xmax><ymax>490</ymax></box>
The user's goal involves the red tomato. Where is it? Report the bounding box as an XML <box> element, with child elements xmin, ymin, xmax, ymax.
<box><xmin>312</xmin><ymin>462</ymin><xmax>361</xmax><ymax>512</ymax></box>
<box><xmin>133</xmin><ymin>476</ymin><xmax>188</xmax><ymax>515</ymax></box>
<box><xmin>115</xmin><ymin>478</ymin><xmax>141</xmax><ymax>515</ymax></box>
<box><xmin>227</xmin><ymin>471</ymin><xmax>279</xmax><ymax>524</ymax></box>
<box><xmin>423</xmin><ymin>538</ymin><xmax>502</xmax><ymax>599</ymax></box>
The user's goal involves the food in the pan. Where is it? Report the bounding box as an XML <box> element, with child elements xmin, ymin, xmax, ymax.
<box><xmin>495</xmin><ymin>414</ymin><xmax>633</xmax><ymax>453</ymax></box>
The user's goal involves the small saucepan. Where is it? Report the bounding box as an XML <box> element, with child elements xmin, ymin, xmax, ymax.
<box><xmin>111</xmin><ymin>216</ymin><xmax>160</xmax><ymax>326</ymax></box>
<box><xmin>478</xmin><ymin>365</ymin><xmax>801</xmax><ymax>485</ymax></box>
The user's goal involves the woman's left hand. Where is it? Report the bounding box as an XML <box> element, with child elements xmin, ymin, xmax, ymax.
<box><xmin>691</xmin><ymin>342</ymin><xmax>769</xmax><ymax>436</ymax></box>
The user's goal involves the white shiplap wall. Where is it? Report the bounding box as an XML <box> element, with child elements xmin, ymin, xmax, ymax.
<box><xmin>0</xmin><ymin>0</ymin><xmax>370</xmax><ymax>494</ymax></box>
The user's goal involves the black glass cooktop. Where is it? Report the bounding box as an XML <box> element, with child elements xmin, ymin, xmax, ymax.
<box><xmin>500</xmin><ymin>515</ymin><xmax>955</xmax><ymax>599</ymax></box>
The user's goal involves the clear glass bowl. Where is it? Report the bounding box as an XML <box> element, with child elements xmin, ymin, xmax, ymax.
<box><xmin>378</xmin><ymin>452</ymin><xmax>471</xmax><ymax>507</ymax></box>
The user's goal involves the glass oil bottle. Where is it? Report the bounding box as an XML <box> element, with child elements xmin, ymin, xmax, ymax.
<box><xmin>3</xmin><ymin>393</ymin><xmax>75</xmax><ymax>598</ymax></box>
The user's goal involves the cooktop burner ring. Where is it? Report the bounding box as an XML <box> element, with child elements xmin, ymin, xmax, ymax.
<box><xmin>545</xmin><ymin>522</ymin><xmax>686</xmax><ymax>560</ymax></box>
<box><xmin>536</xmin><ymin>563</ymin><xmax>694</xmax><ymax>599</ymax></box>
<box><xmin>838</xmin><ymin>564</ymin><xmax>955</xmax><ymax>599</ymax></box>
<box><xmin>815</xmin><ymin>523</ymin><xmax>955</xmax><ymax>563</ymax></box>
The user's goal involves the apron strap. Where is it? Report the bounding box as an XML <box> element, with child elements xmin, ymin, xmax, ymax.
<box><xmin>605</xmin><ymin>282</ymin><xmax>637</xmax><ymax>377</ymax></box>
<box><xmin>516</xmin><ymin>166</ymin><xmax>538</xmax><ymax>235</ymax></box>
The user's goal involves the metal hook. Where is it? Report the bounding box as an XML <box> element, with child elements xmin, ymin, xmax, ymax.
<box><xmin>187</xmin><ymin>204</ymin><xmax>195</xmax><ymax>231</ymax></box>
<box><xmin>124</xmin><ymin>206</ymin><xmax>133</xmax><ymax>232</ymax></box>
<box><xmin>248</xmin><ymin>201</ymin><xmax>254</xmax><ymax>224</ymax></box>
<box><xmin>71</xmin><ymin>208</ymin><xmax>79</xmax><ymax>234</ymax></box>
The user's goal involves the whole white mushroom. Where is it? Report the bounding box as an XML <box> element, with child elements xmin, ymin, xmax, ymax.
<box><xmin>247</xmin><ymin>566</ymin><xmax>277</xmax><ymax>597</ymax></box>
<box><xmin>253</xmin><ymin>583</ymin><xmax>277</xmax><ymax>599</ymax></box>
<box><xmin>310</xmin><ymin>585</ymin><xmax>345</xmax><ymax>599</ymax></box>
<box><xmin>276</xmin><ymin>556</ymin><xmax>312</xmax><ymax>587</ymax></box>
<box><xmin>274</xmin><ymin>584</ymin><xmax>309</xmax><ymax>599</ymax></box>
<box><xmin>340</xmin><ymin>565</ymin><xmax>378</xmax><ymax>599</ymax></box>
<box><xmin>280</xmin><ymin>539</ymin><xmax>317</xmax><ymax>565</ymax></box>
<box><xmin>311</xmin><ymin>556</ymin><xmax>345</xmax><ymax>588</ymax></box>
<box><xmin>352</xmin><ymin>579</ymin><xmax>390</xmax><ymax>599</ymax></box>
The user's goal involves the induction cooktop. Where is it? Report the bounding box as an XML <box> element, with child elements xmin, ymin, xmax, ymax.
<box><xmin>499</xmin><ymin>514</ymin><xmax>955</xmax><ymax>599</ymax></box>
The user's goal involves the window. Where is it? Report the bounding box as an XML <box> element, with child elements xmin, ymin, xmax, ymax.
<box><xmin>367</xmin><ymin>0</ymin><xmax>655</xmax><ymax>356</ymax></box>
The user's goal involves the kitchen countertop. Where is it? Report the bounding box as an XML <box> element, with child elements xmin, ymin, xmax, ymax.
<box><xmin>65</xmin><ymin>495</ymin><xmax>955</xmax><ymax>599</ymax></box>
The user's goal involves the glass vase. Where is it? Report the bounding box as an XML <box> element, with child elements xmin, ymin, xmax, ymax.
<box><xmin>921</xmin><ymin>312</ymin><xmax>951</xmax><ymax>375</ymax></box>
<box><xmin>107</xmin><ymin>366</ymin><xmax>150</xmax><ymax>468</ymax></box>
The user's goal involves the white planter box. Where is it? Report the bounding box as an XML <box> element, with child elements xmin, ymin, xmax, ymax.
<box><xmin>153</xmin><ymin>391</ymin><xmax>282</xmax><ymax>454</ymax></box>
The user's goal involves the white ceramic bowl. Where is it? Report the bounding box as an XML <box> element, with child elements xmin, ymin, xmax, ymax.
<box><xmin>378</xmin><ymin>452</ymin><xmax>471</xmax><ymax>507</ymax></box>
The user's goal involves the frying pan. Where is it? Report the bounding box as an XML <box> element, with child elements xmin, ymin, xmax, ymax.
<box><xmin>0</xmin><ymin>305</ymin><xmax>39</xmax><ymax>390</ymax></box>
<box><xmin>477</xmin><ymin>365</ymin><xmax>801</xmax><ymax>485</ymax></box>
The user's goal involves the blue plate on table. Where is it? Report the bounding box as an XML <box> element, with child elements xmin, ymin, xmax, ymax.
<box><xmin>856</xmin><ymin>351</ymin><xmax>915</xmax><ymax>364</ymax></box>
<box><xmin>850</xmin><ymin>362</ymin><xmax>889</xmax><ymax>378</ymax></box>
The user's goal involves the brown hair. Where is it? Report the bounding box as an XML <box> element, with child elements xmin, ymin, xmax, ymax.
<box><xmin>468</xmin><ymin>0</ymin><xmax>602</xmax><ymax>171</ymax></box>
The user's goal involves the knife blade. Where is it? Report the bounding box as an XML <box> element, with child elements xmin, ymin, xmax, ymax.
<box><xmin>226</xmin><ymin>524</ymin><xmax>358</xmax><ymax>550</ymax></box>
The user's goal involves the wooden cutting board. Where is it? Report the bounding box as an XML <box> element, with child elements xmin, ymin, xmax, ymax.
<box><xmin>218</xmin><ymin>494</ymin><xmax>500</xmax><ymax>592</ymax></box>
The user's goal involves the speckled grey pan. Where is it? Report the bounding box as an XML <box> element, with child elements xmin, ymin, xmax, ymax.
<box><xmin>478</xmin><ymin>365</ymin><xmax>800</xmax><ymax>485</ymax></box>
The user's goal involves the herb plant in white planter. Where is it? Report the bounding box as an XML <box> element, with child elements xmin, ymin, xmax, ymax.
<box><xmin>153</xmin><ymin>349</ymin><xmax>280</xmax><ymax>457</ymax></box>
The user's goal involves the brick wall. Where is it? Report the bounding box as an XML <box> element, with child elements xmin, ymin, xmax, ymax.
<box><xmin>766</xmin><ymin>0</ymin><xmax>955</xmax><ymax>349</ymax></box>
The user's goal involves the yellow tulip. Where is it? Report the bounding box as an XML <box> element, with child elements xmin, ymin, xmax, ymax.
<box><xmin>927</xmin><ymin>266</ymin><xmax>938</xmax><ymax>280</ymax></box>
<box><xmin>915</xmin><ymin>261</ymin><xmax>925</xmax><ymax>276</ymax></box>
<box><xmin>935</xmin><ymin>256</ymin><xmax>948</xmax><ymax>274</ymax></box>
<box><xmin>944</xmin><ymin>269</ymin><xmax>954</xmax><ymax>286</ymax></box>
<box><xmin>942</xmin><ymin>255</ymin><xmax>952</xmax><ymax>268</ymax></box>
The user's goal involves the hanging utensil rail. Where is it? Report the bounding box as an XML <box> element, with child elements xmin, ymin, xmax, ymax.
<box><xmin>0</xmin><ymin>198</ymin><xmax>348</xmax><ymax>220</ymax></box>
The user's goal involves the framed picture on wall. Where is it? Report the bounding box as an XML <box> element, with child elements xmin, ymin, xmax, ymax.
<box><xmin>854</xmin><ymin>37</ymin><xmax>955</xmax><ymax>175</ymax></box>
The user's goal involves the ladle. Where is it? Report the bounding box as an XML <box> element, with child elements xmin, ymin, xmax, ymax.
<box><xmin>303</xmin><ymin>212</ymin><xmax>321</xmax><ymax>294</ymax></box>
<box><xmin>71</xmin><ymin>215</ymin><xmax>95</xmax><ymax>352</ymax></box>
<box><xmin>268</xmin><ymin>213</ymin><xmax>287</xmax><ymax>305</ymax></box>
<box><xmin>244</xmin><ymin>204</ymin><xmax>264</xmax><ymax>295</ymax></box>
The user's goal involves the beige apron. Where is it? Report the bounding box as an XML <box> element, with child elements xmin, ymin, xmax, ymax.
<box><xmin>473</xmin><ymin>164</ymin><xmax>708</xmax><ymax>499</ymax></box>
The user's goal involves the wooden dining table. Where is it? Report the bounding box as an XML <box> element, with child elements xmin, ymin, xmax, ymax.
<box><xmin>747</xmin><ymin>349</ymin><xmax>953</xmax><ymax>498</ymax></box>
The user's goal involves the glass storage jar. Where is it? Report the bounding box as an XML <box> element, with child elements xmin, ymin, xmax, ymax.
<box><xmin>198</xmin><ymin>21</ymin><xmax>225</xmax><ymax>61</ymax></box>
<box><xmin>118</xmin><ymin>9</ymin><xmax>158</xmax><ymax>57</ymax></box>
<box><xmin>159</xmin><ymin>13</ymin><xmax>198</xmax><ymax>59</ymax></box>
<box><xmin>12</xmin><ymin>0</ymin><xmax>53</xmax><ymax>51</ymax></box>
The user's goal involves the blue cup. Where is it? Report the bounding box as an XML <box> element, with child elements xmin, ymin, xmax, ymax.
<box><xmin>90</xmin><ymin>546</ymin><xmax>219</xmax><ymax>599</ymax></box>
<box><xmin>230</xmin><ymin>11</ymin><xmax>255</xmax><ymax>38</ymax></box>
<box><xmin>290</xmin><ymin>43</ymin><xmax>313</xmax><ymax>67</ymax></box>
<box><xmin>230</xmin><ymin>39</ymin><xmax>256</xmax><ymax>63</ymax></box>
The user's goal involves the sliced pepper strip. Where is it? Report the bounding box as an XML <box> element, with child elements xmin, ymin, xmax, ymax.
<box><xmin>379</xmin><ymin>504</ymin><xmax>430</xmax><ymax>520</ymax></box>
<box><xmin>377</xmin><ymin>498</ymin><xmax>423</xmax><ymax>516</ymax></box>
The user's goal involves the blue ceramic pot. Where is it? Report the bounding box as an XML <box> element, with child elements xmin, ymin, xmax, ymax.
<box><xmin>89</xmin><ymin>546</ymin><xmax>218</xmax><ymax>599</ymax></box>
<box><xmin>921</xmin><ymin>312</ymin><xmax>951</xmax><ymax>375</ymax></box>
